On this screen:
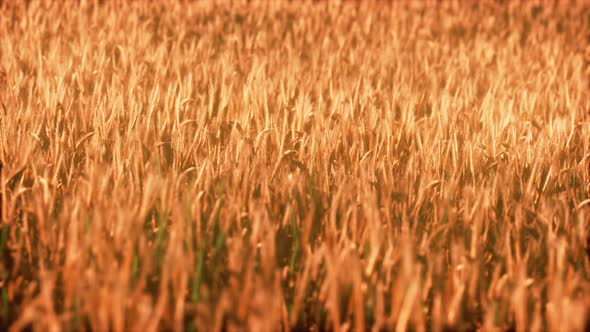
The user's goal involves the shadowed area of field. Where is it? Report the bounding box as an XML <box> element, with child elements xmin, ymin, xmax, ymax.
<box><xmin>0</xmin><ymin>0</ymin><xmax>589</xmax><ymax>331</ymax></box>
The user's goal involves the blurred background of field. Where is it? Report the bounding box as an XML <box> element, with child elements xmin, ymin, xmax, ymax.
<box><xmin>0</xmin><ymin>0</ymin><xmax>589</xmax><ymax>331</ymax></box>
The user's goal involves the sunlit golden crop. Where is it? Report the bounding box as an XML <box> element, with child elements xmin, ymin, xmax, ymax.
<box><xmin>0</xmin><ymin>0</ymin><xmax>589</xmax><ymax>331</ymax></box>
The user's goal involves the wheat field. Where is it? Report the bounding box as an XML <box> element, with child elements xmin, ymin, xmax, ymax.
<box><xmin>0</xmin><ymin>0</ymin><xmax>589</xmax><ymax>331</ymax></box>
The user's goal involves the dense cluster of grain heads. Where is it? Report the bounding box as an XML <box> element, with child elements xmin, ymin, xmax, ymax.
<box><xmin>0</xmin><ymin>0</ymin><xmax>589</xmax><ymax>331</ymax></box>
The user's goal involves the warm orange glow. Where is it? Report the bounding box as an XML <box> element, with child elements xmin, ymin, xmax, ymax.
<box><xmin>0</xmin><ymin>1</ymin><xmax>589</xmax><ymax>331</ymax></box>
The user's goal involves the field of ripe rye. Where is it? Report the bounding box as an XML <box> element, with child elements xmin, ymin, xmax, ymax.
<box><xmin>0</xmin><ymin>0</ymin><xmax>589</xmax><ymax>331</ymax></box>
